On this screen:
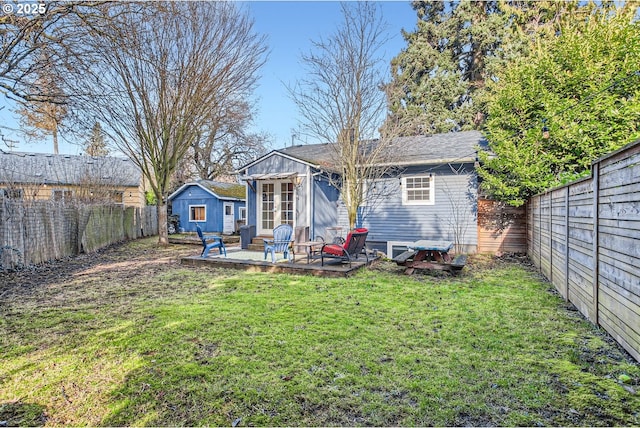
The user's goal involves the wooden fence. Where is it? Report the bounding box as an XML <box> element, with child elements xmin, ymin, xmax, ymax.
<box><xmin>528</xmin><ymin>139</ymin><xmax>640</xmax><ymax>361</ymax></box>
<box><xmin>0</xmin><ymin>200</ymin><xmax>158</xmax><ymax>270</ymax></box>
<box><xmin>477</xmin><ymin>198</ymin><xmax>527</xmax><ymax>254</ymax></box>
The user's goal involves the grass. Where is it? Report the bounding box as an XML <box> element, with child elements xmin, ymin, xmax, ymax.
<box><xmin>0</xmin><ymin>238</ymin><xmax>638</xmax><ymax>426</ymax></box>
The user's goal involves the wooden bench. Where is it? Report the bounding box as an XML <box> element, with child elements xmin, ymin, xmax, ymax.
<box><xmin>393</xmin><ymin>250</ymin><xmax>417</xmax><ymax>264</ymax></box>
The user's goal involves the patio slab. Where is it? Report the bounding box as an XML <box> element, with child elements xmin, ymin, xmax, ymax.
<box><xmin>180</xmin><ymin>248</ymin><xmax>377</xmax><ymax>277</ymax></box>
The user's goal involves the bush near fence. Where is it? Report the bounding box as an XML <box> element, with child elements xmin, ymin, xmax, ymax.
<box><xmin>528</xmin><ymin>138</ymin><xmax>640</xmax><ymax>362</ymax></box>
<box><xmin>0</xmin><ymin>200</ymin><xmax>158</xmax><ymax>270</ymax></box>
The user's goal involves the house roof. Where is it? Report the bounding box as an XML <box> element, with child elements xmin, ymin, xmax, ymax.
<box><xmin>0</xmin><ymin>150</ymin><xmax>141</xmax><ymax>187</ymax></box>
<box><xmin>257</xmin><ymin>131</ymin><xmax>488</xmax><ymax>170</ymax></box>
<box><xmin>168</xmin><ymin>180</ymin><xmax>245</xmax><ymax>201</ymax></box>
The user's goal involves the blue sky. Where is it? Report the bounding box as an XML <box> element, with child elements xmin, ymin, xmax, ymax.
<box><xmin>0</xmin><ymin>1</ymin><xmax>417</xmax><ymax>154</ymax></box>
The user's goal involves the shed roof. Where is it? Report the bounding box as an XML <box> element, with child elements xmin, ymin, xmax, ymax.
<box><xmin>0</xmin><ymin>151</ymin><xmax>141</xmax><ymax>187</ymax></box>
<box><xmin>168</xmin><ymin>180</ymin><xmax>245</xmax><ymax>201</ymax></box>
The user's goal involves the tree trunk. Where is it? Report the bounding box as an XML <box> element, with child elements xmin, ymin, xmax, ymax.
<box><xmin>157</xmin><ymin>201</ymin><xmax>168</xmax><ymax>246</ymax></box>
<box><xmin>52</xmin><ymin>125</ymin><xmax>59</xmax><ymax>155</ymax></box>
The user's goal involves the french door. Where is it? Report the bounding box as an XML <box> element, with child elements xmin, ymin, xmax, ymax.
<box><xmin>259</xmin><ymin>181</ymin><xmax>294</xmax><ymax>234</ymax></box>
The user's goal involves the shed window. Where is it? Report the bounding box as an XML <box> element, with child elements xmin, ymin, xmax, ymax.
<box><xmin>402</xmin><ymin>175</ymin><xmax>434</xmax><ymax>205</ymax></box>
<box><xmin>189</xmin><ymin>205</ymin><xmax>206</xmax><ymax>222</ymax></box>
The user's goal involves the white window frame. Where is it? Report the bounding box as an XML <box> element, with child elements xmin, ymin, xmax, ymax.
<box><xmin>402</xmin><ymin>174</ymin><xmax>435</xmax><ymax>205</ymax></box>
<box><xmin>387</xmin><ymin>241</ymin><xmax>416</xmax><ymax>259</ymax></box>
<box><xmin>239</xmin><ymin>206</ymin><xmax>246</xmax><ymax>222</ymax></box>
<box><xmin>189</xmin><ymin>204</ymin><xmax>207</xmax><ymax>222</ymax></box>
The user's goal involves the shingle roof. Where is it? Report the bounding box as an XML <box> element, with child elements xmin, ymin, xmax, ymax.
<box><xmin>277</xmin><ymin>131</ymin><xmax>487</xmax><ymax>167</ymax></box>
<box><xmin>0</xmin><ymin>151</ymin><xmax>141</xmax><ymax>187</ymax></box>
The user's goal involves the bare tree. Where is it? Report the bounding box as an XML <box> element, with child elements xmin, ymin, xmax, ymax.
<box><xmin>288</xmin><ymin>2</ymin><xmax>402</xmax><ymax>229</ymax></box>
<box><xmin>192</xmin><ymin>84</ymin><xmax>269</xmax><ymax>181</ymax></box>
<box><xmin>70</xmin><ymin>2</ymin><xmax>267</xmax><ymax>245</ymax></box>
<box><xmin>0</xmin><ymin>1</ymin><xmax>107</xmax><ymax>104</ymax></box>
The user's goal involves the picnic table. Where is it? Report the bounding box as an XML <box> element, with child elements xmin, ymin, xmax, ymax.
<box><xmin>393</xmin><ymin>239</ymin><xmax>466</xmax><ymax>275</ymax></box>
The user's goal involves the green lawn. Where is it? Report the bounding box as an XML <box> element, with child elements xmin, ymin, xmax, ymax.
<box><xmin>1</xmin><ymin>238</ymin><xmax>638</xmax><ymax>426</ymax></box>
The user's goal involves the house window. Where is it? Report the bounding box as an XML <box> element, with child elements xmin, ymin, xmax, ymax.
<box><xmin>0</xmin><ymin>188</ymin><xmax>23</xmax><ymax>199</ymax></box>
<box><xmin>239</xmin><ymin>207</ymin><xmax>246</xmax><ymax>222</ymax></box>
<box><xmin>402</xmin><ymin>175</ymin><xmax>434</xmax><ymax>205</ymax></box>
<box><xmin>189</xmin><ymin>205</ymin><xmax>206</xmax><ymax>222</ymax></box>
<box><xmin>52</xmin><ymin>190</ymin><xmax>73</xmax><ymax>202</ymax></box>
<box><xmin>112</xmin><ymin>191</ymin><xmax>124</xmax><ymax>204</ymax></box>
<box><xmin>387</xmin><ymin>241</ymin><xmax>416</xmax><ymax>259</ymax></box>
<box><xmin>225</xmin><ymin>204</ymin><xmax>232</xmax><ymax>216</ymax></box>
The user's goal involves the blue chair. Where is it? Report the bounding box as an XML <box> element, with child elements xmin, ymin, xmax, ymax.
<box><xmin>263</xmin><ymin>224</ymin><xmax>294</xmax><ymax>263</ymax></box>
<box><xmin>196</xmin><ymin>224</ymin><xmax>226</xmax><ymax>257</ymax></box>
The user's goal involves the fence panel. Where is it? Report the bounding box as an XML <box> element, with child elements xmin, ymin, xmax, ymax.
<box><xmin>0</xmin><ymin>201</ymin><xmax>158</xmax><ymax>270</ymax></box>
<box><xmin>528</xmin><ymin>139</ymin><xmax>640</xmax><ymax>361</ymax></box>
<box><xmin>477</xmin><ymin>199</ymin><xmax>527</xmax><ymax>253</ymax></box>
<box><xmin>596</xmin><ymin>145</ymin><xmax>640</xmax><ymax>360</ymax></box>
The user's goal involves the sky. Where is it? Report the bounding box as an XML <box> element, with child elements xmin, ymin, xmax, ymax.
<box><xmin>0</xmin><ymin>1</ymin><xmax>417</xmax><ymax>155</ymax></box>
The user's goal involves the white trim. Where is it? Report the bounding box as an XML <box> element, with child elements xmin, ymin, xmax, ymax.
<box><xmin>239</xmin><ymin>206</ymin><xmax>246</xmax><ymax>222</ymax></box>
<box><xmin>236</xmin><ymin>150</ymin><xmax>318</xmax><ymax>173</ymax></box>
<box><xmin>401</xmin><ymin>174</ymin><xmax>435</xmax><ymax>206</ymax></box>
<box><xmin>168</xmin><ymin>182</ymin><xmax>244</xmax><ymax>202</ymax></box>
<box><xmin>188</xmin><ymin>204</ymin><xmax>207</xmax><ymax>222</ymax></box>
<box><xmin>223</xmin><ymin>202</ymin><xmax>234</xmax><ymax>234</ymax></box>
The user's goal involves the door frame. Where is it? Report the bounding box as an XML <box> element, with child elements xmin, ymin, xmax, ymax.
<box><xmin>256</xmin><ymin>180</ymin><xmax>296</xmax><ymax>235</ymax></box>
<box><xmin>222</xmin><ymin>202</ymin><xmax>234</xmax><ymax>234</ymax></box>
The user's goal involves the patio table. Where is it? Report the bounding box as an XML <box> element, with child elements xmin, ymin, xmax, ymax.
<box><xmin>393</xmin><ymin>239</ymin><xmax>465</xmax><ymax>275</ymax></box>
<box><xmin>295</xmin><ymin>241</ymin><xmax>325</xmax><ymax>264</ymax></box>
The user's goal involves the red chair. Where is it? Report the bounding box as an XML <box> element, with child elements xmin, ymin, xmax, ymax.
<box><xmin>320</xmin><ymin>228</ymin><xmax>369</xmax><ymax>267</ymax></box>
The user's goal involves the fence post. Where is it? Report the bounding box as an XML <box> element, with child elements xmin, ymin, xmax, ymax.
<box><xmin>565</xmin><ymin>186</ymin><xmax>570</xmax><ymax>301</ymax></box>
<box><xmin>592</xmin><ymin>162</ymin><xmax>600</xmax><ymax>325</ymax></box>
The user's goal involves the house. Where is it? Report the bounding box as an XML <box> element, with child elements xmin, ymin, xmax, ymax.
<box><xmin>236</xmin><ymin>130</ymin><xmax>488</xmax><ymax>256</ymax></box>
<box><xmin>168</xmin><ymin>180</ymin><xmax>246</xmax><ymax>234</ymax></box>
<box><xmin>0</xmin><ymin>150</ymin><xmax>145</xmax><ymax>207</ymax></box>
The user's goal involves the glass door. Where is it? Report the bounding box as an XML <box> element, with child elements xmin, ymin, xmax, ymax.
<box><xmin>259</xmin><ymin>181</ymin><xmax>295</xmax><ymax>234</ymax></box>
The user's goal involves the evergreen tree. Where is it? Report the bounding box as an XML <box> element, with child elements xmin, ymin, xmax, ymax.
<box><xmin>384</xmin><ymin>0</ymin><xmax>596</xmax><ymax>136</ymax></box>
<box><xmin>478</xmin><ymin>5</ymin><xmax>640</xmax><ymax>206</ymax></box>
<box><xmin>84</xmin><ymin>122</ymin><xmax>109</xmax><ymax>156</ymax></box>
<box><xmin>385</xmin><ymin>0</ymin><xmax>506</xmax><ymax>135</ymax></box>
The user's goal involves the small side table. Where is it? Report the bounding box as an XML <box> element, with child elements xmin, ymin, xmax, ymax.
<box><xmin>295</xmin><ymin>241</ymin><xmax>325</xmax><ymax>264</ymax></box>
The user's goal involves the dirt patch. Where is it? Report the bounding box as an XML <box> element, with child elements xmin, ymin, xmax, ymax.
<box><xmin>0</xmin><ymin>238</ymin><xmax>197</xmax><ymax>304</ymax></box>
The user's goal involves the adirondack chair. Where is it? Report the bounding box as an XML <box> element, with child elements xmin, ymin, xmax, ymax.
<box><xmin>196</xmin><ymin>224</ymin><xmax>226</xmax><ymax>258</ymax></box>
<box><xmin>264</xmin><ymin>224</ymin><xmax>294</xmax><ymax>263</ymax></box>
<box><xmin>320</xmin><ymin>228</ymin><xmax>369</xmax><ymax>267</ymax></box>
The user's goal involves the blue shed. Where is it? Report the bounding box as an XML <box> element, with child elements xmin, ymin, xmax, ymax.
<box><xmin>168</xmin><ymin>180</ymin><xmax>246</xmax><ymax>234</ymax></box>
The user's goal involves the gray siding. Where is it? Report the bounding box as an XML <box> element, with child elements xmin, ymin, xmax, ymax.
<box><xmin>339</xmin><ymin>164</ymin><xmax>479</xmax><ymax>252</ymax></box>
<box><xmin>246</xmin><ymin>154</ymin><xmax>311</xmax><ymax>230</ymax></box>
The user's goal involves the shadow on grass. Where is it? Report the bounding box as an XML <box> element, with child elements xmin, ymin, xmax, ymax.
<box><xmin>0</xmin><ymin>401</ymin><xmax>47</xmax><ymax>427</ymax></box>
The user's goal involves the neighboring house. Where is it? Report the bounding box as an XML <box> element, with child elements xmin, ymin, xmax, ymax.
<box><xmin>0</xmin><ymin>150</ymin><xmax>145</xmax><ymax>207</ymax></box>
<box><xmin>237</xmin><ymin>130</ymin><xmax>488</xmax><ymax>255</ymax></box>
<box><xmin>168</xmin><ymin>180</ymin><xmax>246</xmax><ymax>234</ymax></box>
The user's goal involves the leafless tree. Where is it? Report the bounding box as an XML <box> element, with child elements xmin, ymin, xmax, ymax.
<box><xmin>0</xmin><ymin>1</ymin><xmax>107</xmax><ymax>104</ymax></box>
<box><xmin>288</xmin><ymin>2</ymin><xmax>404</xmax><ymax>229</ymax></box>
<box><xmin>70</xmin><ymin>2</ymin><xmax>267</xmax><ymax>245</ymax></box>
<box><xmin>192</xmin><ymin>83</ymin><xmax>269</xmax><ymax>181</ymax></box>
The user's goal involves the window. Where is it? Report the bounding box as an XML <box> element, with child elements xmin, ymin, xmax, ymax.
<box><xmin>112</xmin><ymin>191</ymin><xmax>124</xmax><ymax>204</ymax></box>
<box><xmin>402</xmin><ymin>175</ymin><xmax>434</xmax><ymax>205</ymax></box>
<box><xmin>225</xmin><ymin>205</ymin><xmax>232</xmax><ymax>216</ymax></box>
<box><xmin>52</xmin><ymin>190</ymin><xmax>73</xmax><ymax>202</ymax></box>
<box><xmin>189</xmin><ymin>205</ymin><xmax>206</xmax><ymax>222</ymax></box>
<box><xmin>239</xmin><ymin>207</ymin><xmax>246</xmax><ymax>222</ymax></box>
<box><xmin>0</xmin><ymin>188</ymin><xmax>23</xmax><ymax>199</ymax></box>
<box><xmin>387</xmin><ymin>241</ymin><xmax>416</xmax><ymax>259</ymax></box>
